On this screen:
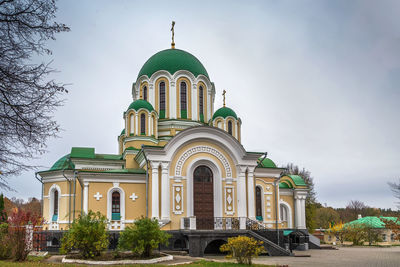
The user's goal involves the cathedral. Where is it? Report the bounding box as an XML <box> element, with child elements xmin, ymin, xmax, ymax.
<box><xmin>37</xmin><ymin>28</ymin><xmax>310</xmax><ymax>255</ymax></box>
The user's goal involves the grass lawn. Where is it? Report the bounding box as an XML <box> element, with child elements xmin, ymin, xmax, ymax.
<box><xmin>0</xmin><ymin>259</ymin><xmax>278</xmax><ymax>267</ymax></box>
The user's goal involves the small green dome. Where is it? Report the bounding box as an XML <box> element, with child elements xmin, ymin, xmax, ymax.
<box><xmin>137</xmin><ymin>49</ymin><xmax>209</xmax><ymax>80</ymax></box>
<box><xmin>258</xmin><ymin>157</ymin><xmax>277</xmax><ymax>168</ymax></box>
<box><xmin>212</xmin><ymin>106</ymin><xmax>238</xmax><ymax>120</ymax></box>
<box><xmin>50</xmin><ymin>154</ymin><xmax>75</xmax><ymax>171</ymax></box>
<box><xmin>127</xmin><ymin>99</ymin><xmax>154</xmax><ymax>112</ymax></box>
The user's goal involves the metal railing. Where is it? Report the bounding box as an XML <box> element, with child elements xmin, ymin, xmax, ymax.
<box><xmin>181</xmin><ymin>217</ymin><xmax>268</xmax><ymax>230</ymax></box>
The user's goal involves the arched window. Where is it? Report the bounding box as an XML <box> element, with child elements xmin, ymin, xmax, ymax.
<box><xmin>53</xmin><ymin>190</ymin><xmax>58</xmax><ymax>221</ymax></box>
<box><xmin>255</xmin><ymin>186</ymin><xmax>262</xmax><ymax>220</ymax></box>
<box><xmin>280</xmin><ymin>204</ymin><xmax>288</xmax><ymax>221</ymax></box>
<box><xmin>159</xmin><ymin>82</ymin><xmax>166</xmax><ymax>118</ymax></box>
<box><xmin>140</xmin><ymin>113</ymin><xmax>146</xmax><ymax>135</ymax></box>
<box><xmin>112</xmin><ymin>191</ymin><xmax>120</xmax><ymax>220</ymax></box>
<box><xmin>143</xmin><ymin>86</ymin><xmax>147</xmax><ymax>101</ymax></box>
<box><xmin>199</xmin><ymin>85</ymin><xmax>204</xmax><ymax>121</ymax></box>
<box><xmin>228</xmin><ymin>121</ymin><xmax>233</xmax><ymax>135</ymax></box>
<box><xmin>180</xmin><ymin>82</ymin><xmax>187</xmax><ymax>118</ymax></box>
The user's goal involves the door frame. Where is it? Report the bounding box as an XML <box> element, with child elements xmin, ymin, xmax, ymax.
<box><xmin>187</xmin><ymin>158</ymin><xmax>223</xmax><ymax>218</ymax></box>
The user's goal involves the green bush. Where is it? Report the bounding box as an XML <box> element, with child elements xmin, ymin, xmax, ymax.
<box><xmin>60</xmin><ymin>211</ymin><xmax>108</xmax><ymax>259</ymax></box>
<box><xmin>0</xmin><ymin>223</ymin><xmax>11</xmax><ymax>259</ymax></box>
<box><xmin>220</xmin><ymin>235</ymin><xmax>265</xmax><ymax>265</ymax></box>
<box><xmin>118</xmin><ymin>217</ymin><xmax>171</xmax><ymax>258</ymax></box>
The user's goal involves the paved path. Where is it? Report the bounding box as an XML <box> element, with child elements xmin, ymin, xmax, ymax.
<box><xmin>206</xmin><ymin>246</ymin><xmax>400</xmax><ymax>267</ymax></box>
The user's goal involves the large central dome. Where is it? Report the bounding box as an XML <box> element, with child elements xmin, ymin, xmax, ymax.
<box><xmin>137</xmin><ymin>49</ymin><xmax>209</xmax><ymax>80</ymax></box>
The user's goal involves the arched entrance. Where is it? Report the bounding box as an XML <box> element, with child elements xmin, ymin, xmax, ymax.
<box><xmin>193</xmin><ymin>165</ymin><xmax>214</xmax><ymax>229</ymax></box>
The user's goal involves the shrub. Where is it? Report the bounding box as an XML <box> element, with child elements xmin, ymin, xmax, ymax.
<box><xmin>220</xmin><ymin>235</ymin><xmax>265</xmax><ymax>265</ymax></box>
<box><xmin>118</xmin><ymin>217</ymin><xmax>171</xmax><ymax>258</ymax></box>
<box><xmin>7</xmin><ymin>209</ymin><xmax>42</xmax><ymax>261</ymax></box>
<box><xmin>60</xmin><ymin>211</ymin><xmax>108</xmax><ymax>259</ymax></box>
<box><xmin>0</xmin><ymin>223</ymin><xmax>11</xmax><ymax>259</ymax></box>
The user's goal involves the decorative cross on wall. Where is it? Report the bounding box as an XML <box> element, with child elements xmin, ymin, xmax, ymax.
<box><xmin>94</xmin><ymin>192</ymin><xmax>102</xmax><ymax>201</ymax></box>
<box><xmin>129</xmin><ymin>193</ymin><xmax>139</xmax><ymax>201</ymax></box>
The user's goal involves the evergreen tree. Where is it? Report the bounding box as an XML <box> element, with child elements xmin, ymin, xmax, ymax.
<box><xmin>0</xmin><ymin>194</ymin><xmax>7</xmax><ymax>223</ymax></box>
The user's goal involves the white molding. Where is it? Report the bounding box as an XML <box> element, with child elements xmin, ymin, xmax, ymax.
<box><xmin>224</xmin><ymin>186</ymin><xmax>235</xmax><ymax>215</ymax></box>
<box><xmin>48</xmin><ymin>184</ymin><xmax>61</xmax><ymax>223</ymax></box>
<box><xmin>173</xmin><ymin>184</ymin><xmax>184</xmax><ymax>215</ymax></box>
<box><xmin>279</xmin><ymin>200</ymin><xmax>293</xmax><ymax>228</ymax></box>
<box><xmin>175</xmin><ymin>145</ymin><xmax>232</xmax><ymax>178</ymax></box>
<box><xmin>107</xmin><ymin>186</ymin><xmax>126</xmax><ymax>227</ymax></box>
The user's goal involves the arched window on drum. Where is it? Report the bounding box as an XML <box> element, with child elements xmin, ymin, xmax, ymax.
<box><xmin>180</xmin><ymin>81</ymin><xmax>187</xmax><ymax>119</ymax></box>
<box><xmin>199</xmin><ymin>85</ymin><xmax>204</xmax><ymax>122</ymax></box>
<box><xmin>159</xmin><ymin>82</ymin><xmax>166</xmax><ymax>119</ymax></box>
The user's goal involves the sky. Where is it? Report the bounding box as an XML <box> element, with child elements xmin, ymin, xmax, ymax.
<box><xmin>3</xmin><ymin>0</ymin><xmax>400</xmax><ymax>209</ymax></box>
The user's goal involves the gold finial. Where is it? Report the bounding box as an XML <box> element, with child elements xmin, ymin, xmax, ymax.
<box><xmin>222</xmin><ymin>90</ymin><xmax>226</xmax><ymax>107</ymax></box>
<box><xmin>171</xmin><ymin>21</ymin><xmax>176</xmax><ymax>49</ymax></box>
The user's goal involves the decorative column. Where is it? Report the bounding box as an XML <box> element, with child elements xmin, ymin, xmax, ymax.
<box><xmin>151</xmin><ymin>162</ymin><xmax>159</xmax><ymax>218</ymax></box>
<box><xmin>170</xmin><ymin>81</ymin><xmax>176</xmax><ymax>119</ymax></box>
<box><xmin>83</xmin><ymin>182</ymin><xmax>89</xmax><ymax>214</ymax></box>
<box><xmin>161</xmin><ymin>162</ymin><xmax>170</xmax><ymax>220</ymax></box>
<box><xmin>294</xmin><ymin>190</ymin><xmax>307</xmax><ymax>229</ymax></box>
<box><xmin>247</xmin><ymin>169</ymin><xmax>256</xmax><ymax>219</ymax></box>
<box><xmin>236</xmin><ymin>166</ymin><xmax>247</xmax><ymax>217</ymax></box>
<box><xmin>192</xmin><ymin>84</ymin><xmax>197</xmax><ymax>121</ymax></box>
<box><xmin>135</xmin><ymin>113</ymin><xmax>138</xmax><ymax>134</ymax></box>
<box><xmin>148</xmin><ymin>113</ymin><xmax>152</xmax><ymax>136</ymax></box>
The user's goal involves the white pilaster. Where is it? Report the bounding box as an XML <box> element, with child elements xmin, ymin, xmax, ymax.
<box><xmin>207</xmin><ymin>89</ymin><xmax>211</xmax><ymax>122</ymax></box>
<box><xmin>161</xmin><ymin>162</ymin><xmax>170</xmax><ymax>220</ymax></box>
<box><xmin>83</xmin><ymin>182</ymin><xmax>89</xmax><ymax>214</ymax></box>
<box><xmin>247</xmin><ymin>169</ymin><xmax>256</xmax><ymax>219</ymax></box>
<box><xmin>151</xmin><ymin>162</ymin><xmax>159</xmax><ymax>218</ymax></box>
<box><xmin>135</xmin><ymin>113</ymin><xmax>138</xmax><ymax>134</ymax></box>
<box><xmin>170</xmin><ymin>81</ymin><xmax>176</xmax><ymax>119</ymax></box>
<box><xmin>192</xmin><ymin>84</ymin><xmax>197</xmax><ymax>121</ymax></box>
<box><xmin>294</xmin><ymin>190</ymin><xmax>307</xmax><ymax>229</ymax></box>
<box><xmin>149</xmin><ymin>84</ymin><xmax>155</xmax><ymax>108</ymax></box>
<box><xmin>237</xmin><ymin>166</ymin><xmax>247</xmax><ymax>217</ymax></box>
<box><xmin>148</xmin><ymin>113</ymin><xmax>151</xmax><ymax>135</ymax></box>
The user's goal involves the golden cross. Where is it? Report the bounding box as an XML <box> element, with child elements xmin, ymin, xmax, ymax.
<box><xmin>171</xmin><ymin>21</ymin><xmax>176</xmax><ymax>48</ymax></box>
<box><xmin>222</xmin><ymin>90</ymin><xmax>226</xmax><ymax>107</ymax></box>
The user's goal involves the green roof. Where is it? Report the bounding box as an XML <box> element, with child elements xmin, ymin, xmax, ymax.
<box><xmin>258</xmin><ymin>157</ymin><xmax>277</xmax><ymax>168</ymax></box>
<box><xmin>121</xmin><ymin>129</ymin><xmax>125</xmax><ymax>135</ymax></box>
<box><xmin>212</xmin><ymin>106</ymin><xmax>238</xmax><ymax>120</ymax></box>
<box><xmin>95</xmin><ymin>154</ymin><xmax>122</xmax><ymax>160</ymax></box>
<box><xmin>50</xmin><ymin>154</ymin><xmax>75</xmax><ymax>171</ymax></box>
<box><xmin>127</xmin><ymin>99</ymin><xmax>154</xmax><ymax>112</ymax></box>
<box><xmin>288</xmin><ymin>175</ymin><xmax>307</xmax><ymax>186</ymax></box>
<box><xmin>70</xmin><ymin>147</ymin><xmax>95</xmax><ymax>159</ymax></box>
<box><xmin>279</xmin><ymin>182</ymin><xmax>292</xmax><ymax>189</ymax></box>
<box><xmin>345</xmin><ymin>216</ymin><xmax>400</xmax><ymax>229</ymax></box>
<box><xmin>137</xmin><ymin>49</ymin><xmax>209</xmax><ymax>80</ymax></box>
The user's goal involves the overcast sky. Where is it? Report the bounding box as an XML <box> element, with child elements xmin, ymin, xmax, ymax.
<box><xmin>4</xmin><ymin>0</ymin><xmax>400</xmax><ymax>209</ymax></box>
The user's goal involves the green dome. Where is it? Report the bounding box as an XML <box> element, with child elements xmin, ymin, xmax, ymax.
<box><xmin>50</xmin><ymin>154</ymin><xmax>75</xmax><ymax>171</ymax></box>
<box><xmin>127</xmin><ymin>99</ymin><xmax>154</xmax><ymax>112</ymax></box>
<box><xmin>258</xmin><ymin>157</ymin><xmax>277</xmax><ymax>168</ymax></box>
<box><xmin>212</xmin><ymin>106</ymin><xmax>238</xmax><ymax>120</ymax></box>
<box><xmin>137</xmin><ymin>49</ymin><xmax>209</xmax><ymax>80</ymax></box>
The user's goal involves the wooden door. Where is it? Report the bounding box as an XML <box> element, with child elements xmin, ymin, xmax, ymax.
<box><xmin>193</xmin><ymin>166</ymin><xmax>214</xmax><ymax>229</ymax></box>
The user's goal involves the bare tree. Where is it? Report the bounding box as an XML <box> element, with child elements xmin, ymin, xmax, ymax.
<box><xmin>388</xmin><ymin>179</ymin><xmax>400</xmax><ymax>208</ymax></box>
<box><xmin>0</xmin><ymin>0</ymin><xmax>69</xmax><ymax>188</ymax></box>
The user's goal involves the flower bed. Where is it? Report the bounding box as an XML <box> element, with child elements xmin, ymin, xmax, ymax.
<box><xmin>62</xmin><ymin>252</ymin><xmax>173</xmax><ymax>265</ymax></box>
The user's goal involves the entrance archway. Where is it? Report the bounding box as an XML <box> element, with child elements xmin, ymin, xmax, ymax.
<box><xmin>193</xmin><ymin>165</ymin><xmax>214</xmax><ymax>229</ymax></box>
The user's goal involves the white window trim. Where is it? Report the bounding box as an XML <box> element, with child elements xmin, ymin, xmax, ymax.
<box><xmin>107</xmin><ymin>186</ymin><xmax>125</xmax><ymax>222</ymax></box>
<box><xmin>48</xmin><ymin>184</ymin><xmax>61</xmax><ymax>223</ymax></box>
